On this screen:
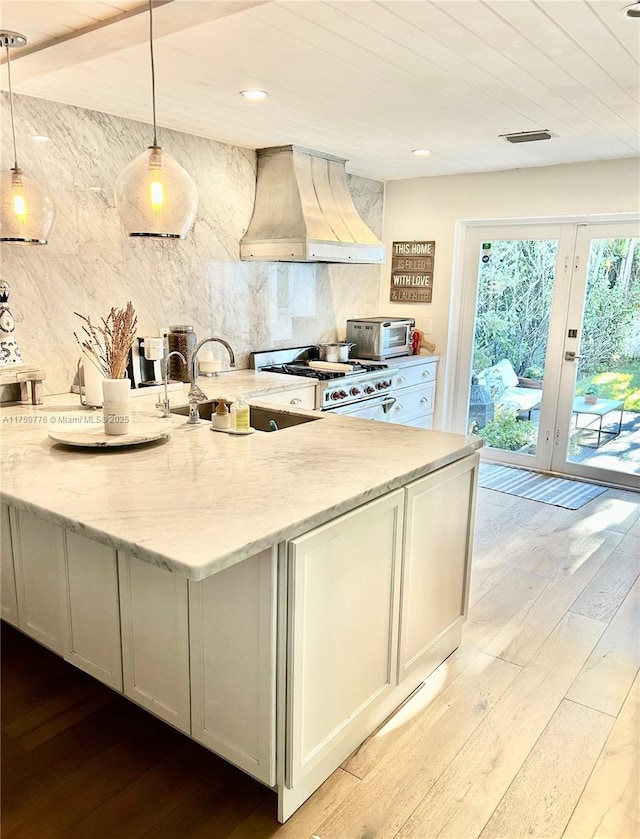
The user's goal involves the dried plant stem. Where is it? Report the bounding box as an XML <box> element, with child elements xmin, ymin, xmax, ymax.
<box><xmin>74</xmin><ymin>302</ymin><xmax>137</xmax><ymax>380</ymax></box>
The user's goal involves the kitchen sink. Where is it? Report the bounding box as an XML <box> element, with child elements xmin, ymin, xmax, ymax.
<box><xmin>171</xmin><ymin>402</ymin><xmax>320</xmax><ymax>432</ymax></box>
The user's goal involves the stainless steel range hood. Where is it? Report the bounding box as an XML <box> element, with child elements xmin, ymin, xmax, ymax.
<box><xmin>240</xmin><ymin>145</ymin><xmax>385</xmax><ymax>264</ymax></box>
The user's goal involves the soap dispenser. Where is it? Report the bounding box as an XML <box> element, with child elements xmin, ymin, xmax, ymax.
<box><xmin>231</xmin><ymin>389</ymin><xmax>250</xmax><ymax>432</ymax></box>
<box><xmin>211</xmin><ymin>398</ymin><xmax>231</xmax><ymax>430</ymax></box>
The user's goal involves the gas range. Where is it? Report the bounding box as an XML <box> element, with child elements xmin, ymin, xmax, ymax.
<box><xmin>250</xmin><ymin>346</ymin><xmax>398</xmax><ymax>411</ymax></box>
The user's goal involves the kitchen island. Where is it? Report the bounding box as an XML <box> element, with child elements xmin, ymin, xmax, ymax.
<box><xmin>0</xmin><ymin>371</ymin><xmax>481</xmax><ymax>822</ymax></box>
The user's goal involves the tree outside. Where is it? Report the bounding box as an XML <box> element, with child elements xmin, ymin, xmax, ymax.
<box><xmin>473</xmin><ymin>237</ymin><xmax>640</xmax><ymax>404</ymax></box>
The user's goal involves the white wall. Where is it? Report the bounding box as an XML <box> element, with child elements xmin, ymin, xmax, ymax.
<box><xmin>381</xmin><ymin>158</ymin><xmax>640</xmax><ymax>426</ymax></box>
<box><xmin>1</xmin><ymin>94</ymin><xmax>384</xmax><ymax>396</ymax></box>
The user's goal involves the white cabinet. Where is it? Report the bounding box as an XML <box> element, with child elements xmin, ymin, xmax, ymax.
<box><xmin>118</xmin><ymin>554</ymin><xmax>190</xmax><ymax>733</ymax></box>
<box><xmin>64</xmin><ymin>532</ymin><xmax>122</xmax><ymax>691</ymax></box>
<box><xmin>286</xmin><ymin>491</ymin><xmax>404</xmax><ymax>789</ymax></box>
<box><xmin>398</xmin><ymin>454</ymin><xmax>478</xmax><ymax>682</ymax></box>
<box><xmin>251</xmin><ymin>385</ymin><xmax>315</xmax><ymax>410</ymax></box>
<box><xmin>190</xmin><ymin>548</ymin><xmax>276</xmax><ymax>785</ymax></box>
<box><xmin>1</xmin><ymin>503</ymin><xmax>18</xmax><ymax>626</ymax></box>
<box><xmin>10</xmin><ymin>509</ymin><xmax>67</xmax><ymax>654</ymax></box>
<box><xmin>390</xmin><ymin>359</ymin><xmax>438</xmax><ymax>428</ymax></box>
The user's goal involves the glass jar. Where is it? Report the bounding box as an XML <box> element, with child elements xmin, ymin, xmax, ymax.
<box><xmin>168</xmin><ymin>325</ymin><xmax>196</xmax><ymax>382</ymax></box>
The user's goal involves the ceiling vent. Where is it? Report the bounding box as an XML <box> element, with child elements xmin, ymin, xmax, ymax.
<box><xmin>500</xmin><ymin>130</ymin><xmax>553</xmax><ymax>144</ymax></box>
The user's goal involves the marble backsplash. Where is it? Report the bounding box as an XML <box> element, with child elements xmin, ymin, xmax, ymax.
<box><xmin>1</xmin><ymin>94</ymin><xmax>384</xmax><ymax>396</ymax></box>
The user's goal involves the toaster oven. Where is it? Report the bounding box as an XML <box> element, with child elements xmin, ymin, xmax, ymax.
<box><xmin>346</xmin><ymin>317</ymin><xmax>415</xmax><ymax>360</ymax></box>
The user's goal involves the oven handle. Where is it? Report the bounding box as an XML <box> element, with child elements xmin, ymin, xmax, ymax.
<box><xmin>381</xmin><ymin>396</ymin><xmax>397</xmax><ymax>413</ymax></box>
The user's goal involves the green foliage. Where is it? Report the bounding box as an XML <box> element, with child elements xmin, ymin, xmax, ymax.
<box><xmin>576</xmin><ymin>362</ymin><xmax>640</xmax><ymax>411</ymax></box>
<box><xmin>523</xmin><ymin>364</ymin><xmax>544</xmax><ymax>380</ymax></box>
<box><xmin>474</xmin><ymin>239</ymin><xmax>556</xmax><ymax>376</ymax></box>
<box><xmin>478</xmin><ymin>407</ymin><xmax>537</xmax><ymax>451</ymax></box>
<box><xmin>580</xmin><ymin>239</ymin><xmax>640</xmax><ymax>376</ymax></box>
<box><xmin>473</xmin><ymin>236</ymin><xmax>640</xmax><ymax>380</ymax></box>
<box><xmin>584</xmin><ymin>384</ymin><xmax>598</xmax><ymax>396</ymax></box>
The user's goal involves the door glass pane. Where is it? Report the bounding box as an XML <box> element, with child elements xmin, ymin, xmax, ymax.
<box><xmin>567</xmin><ymin>237</ymin><xmax>640</xmax><ymax>476</ymax></box>
<box><xmin>467</xmin><ymin>239</ymin><xmax>558</xmax><ymax>457</ymax></box>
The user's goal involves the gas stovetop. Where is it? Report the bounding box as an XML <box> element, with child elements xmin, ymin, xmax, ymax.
<box><xmin>251</xmin><ymin>346</ymin><xmax>398</xmax><ymax>409</ymax></box>
<box><xmin>259</xmin><ymin>361</ymin><xmax>388</xmax><ymax>381</ymax></box>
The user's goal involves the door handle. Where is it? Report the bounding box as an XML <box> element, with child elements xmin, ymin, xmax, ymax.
<box><xmin>564</xmin><ymin>351</ymin><xmax>583</xmax><ymax>362</ymax></box>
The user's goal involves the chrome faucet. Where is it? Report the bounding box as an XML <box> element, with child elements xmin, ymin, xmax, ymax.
<box><xmin>187</xmin><ymin>337</ymin><xmax>236</xmax><ymax>424</ymax></box>
<box><xmin>156</xmin><ymin>348</ymin><xmax>186</xmax><ymax>417</ymax></box>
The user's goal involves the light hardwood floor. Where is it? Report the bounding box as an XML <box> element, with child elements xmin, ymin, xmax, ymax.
<box><xmin>2</xmin><ymin>485</ymin><xmax>639</xmax><ymax>839</ymax></box>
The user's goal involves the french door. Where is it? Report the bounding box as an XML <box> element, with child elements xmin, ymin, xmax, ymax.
<box><xmin>455</xmin><ymin>218</ymin><xmax>640</xmax><ymax>490</ymax></box>
<box><xmin>551</xmin><ymin>221</ymin><xmax>639</xmax><ymax>489</ymax></box>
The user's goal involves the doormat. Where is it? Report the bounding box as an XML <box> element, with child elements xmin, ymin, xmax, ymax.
<box><xmin>478</xmin><ymin>463</ymin><xmax>606</xmax><ymax>509</ymax></box>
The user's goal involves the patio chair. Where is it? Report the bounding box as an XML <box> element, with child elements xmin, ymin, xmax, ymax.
<box><xmin>476</xmin><ymin>359</ymin><xmax>542</xmax><ymax>419</ymax></box>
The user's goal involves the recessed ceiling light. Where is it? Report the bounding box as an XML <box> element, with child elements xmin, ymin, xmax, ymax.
<box><xmin>239</xmin><ymin>89</ymin><xmax>268</xmax><ymax>100</ymax></box>
<box><xmin>412</xmin><ymin>149</ymin><xmax>431</xmax><ymax>156</ymax></box>
<box><xmin>31</xmin><ymin>134</ymin><xmax>50</xmax><ymax>142</ymax></box>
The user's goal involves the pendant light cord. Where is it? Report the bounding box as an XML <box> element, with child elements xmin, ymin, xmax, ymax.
<box><xmin>149</xmin><ymin>0</ymin><xmax>158</xmax><ymax>148</ymax></box>
<box><xmin>5</xmin><ymin>45</ymin><xmax>19</xmax><ymax>169</ymax></box>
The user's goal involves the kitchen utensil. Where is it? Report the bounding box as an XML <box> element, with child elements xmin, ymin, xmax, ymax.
<box><xmin>318</xmin><ymin>342</ymin><xmax>355</xmax><ymax>363</ymax></box>
<box><xmin>308</xmin><ymin>360</ymin><xmax>355</xmax><ymax>373</ymax></box>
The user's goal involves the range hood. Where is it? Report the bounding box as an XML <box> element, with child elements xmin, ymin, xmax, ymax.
<box><xmin>240</xmin><ymin>145</ymin><xmax>385</xmax><ymax>264</ymax></box>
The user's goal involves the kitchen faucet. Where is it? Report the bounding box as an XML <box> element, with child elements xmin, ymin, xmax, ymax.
<box><xmin>188</xmin><ymin>337</ymin><xmax>236</xmax><ymax>424</ymax></box>
<box><xmin>156</xmin><ymin>347</ymin><xmax>186</xmax><ymax>418</ymax></box>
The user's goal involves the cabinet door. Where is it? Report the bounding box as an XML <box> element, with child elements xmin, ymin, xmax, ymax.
<box><xmin>11</xmin><ymin>509</ymin><xmax>67</xmax><ymax>653</ymax></box>
<box><xmin>1</xmin><ymin>503</ymin><xmax>18</xmax><ymax>626</ymax></box>
<box><xmin>398</xmin><ymin>454</ymin><xmax>478</xmax><ymax>683</ymax></box>
<box><xmin>287</xmin><ymin>490</ymin><xmax>404</xmax><ymax>787</ymax></box>
<box><xmin>190</xmin><ymin>548</ymin><xmax>276</xmax><ymax>785</ymax></box>
<box><xmin>118</xmin><ymin>554</ymin><xmax>190</xmax><ymax>733</ymax></box>
<box><xmin>64</xmin><ymin>532</ymin><xmax>122</xmax><ymax>691</ymax></box>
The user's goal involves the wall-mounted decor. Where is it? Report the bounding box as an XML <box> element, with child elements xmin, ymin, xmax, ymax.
<box><xmin>390</xmin><ymin>240</ymin><xmax>435</xmax><ymax>303</ymax></box>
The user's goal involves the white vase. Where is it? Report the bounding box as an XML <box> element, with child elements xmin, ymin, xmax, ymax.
<box><xmin>82</xmin><ymin>353</ymin><xmax>105</xmax><ymax>407</ymax></box>
<box><xmin>102</xmin><ymin>378</ymin><xmax>131</xmax><ymax>435</ymax></box>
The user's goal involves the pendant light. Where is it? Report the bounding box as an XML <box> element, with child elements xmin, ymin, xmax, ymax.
<box><xmin>114</xmin><ymin>0</ymin><xmax>197</xmax><ymax>239</ymax></box>
<box><xmin>0</xmin><ymin>31</ymin><xmax>55</xmax><ymax>245</ymax></box>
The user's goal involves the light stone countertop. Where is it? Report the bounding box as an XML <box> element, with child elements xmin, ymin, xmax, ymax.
<box><xmin>0</xmin><ymin>369</ymin><xmax>479</xmax><ymax>581</ymax></box>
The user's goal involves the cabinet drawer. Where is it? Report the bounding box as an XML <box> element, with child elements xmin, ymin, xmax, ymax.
<box><xmin>401</xmin><ymin>412</ymin><xmax>434</xmax><ymax>430</ymax></box>
<box><xmin>393</xmin><ymin>361</ymin><xmax>437</xmax><ymax>390</ymax></box>
<box><xmin>251</xmin><ymin>385</ymin><xmax>315</xmax><ymax>410</ymax></box>
<box><xmin>388</xmin><ymin>383</ymin><xmax>435</xmax><ymax>424</ymax></box>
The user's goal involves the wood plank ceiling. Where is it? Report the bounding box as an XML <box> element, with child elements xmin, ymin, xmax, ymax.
<box><xmin>0</xmin><ymin>0</ymin><xmax>638</xmax><ymax>180</ymax></box>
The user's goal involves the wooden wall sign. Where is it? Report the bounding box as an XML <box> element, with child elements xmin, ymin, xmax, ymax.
<box><xmin>390</xmin><ymin>240</ymin><xmax>435</xmax><ymax>303</ymax></box>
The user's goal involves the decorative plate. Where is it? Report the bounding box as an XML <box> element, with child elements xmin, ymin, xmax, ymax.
<box><xmin>48</xmin><ymin>419</ymin><xmax>172</xmax><ymax>448</ymax></box>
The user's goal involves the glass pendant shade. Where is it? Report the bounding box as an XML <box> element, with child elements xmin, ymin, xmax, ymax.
<box><xmin>114</xmin><ymin>145</ymin><xmax>198</xmax><ymax>239</ymax></box>
<box><xmin>0</xmin><ymin>167</ymin><xmax>55</xmax><ymax>245</ymax></box>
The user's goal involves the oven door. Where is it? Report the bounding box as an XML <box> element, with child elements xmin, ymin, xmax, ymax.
<box><xmin>382</xmin><ymin>322</ymin><xmax>412</xmax><ymax>357</ymax></box>
<box><xmin>325</xmin><ymin>394</ymin><xmax>396</xmax><ymax>421</ymax></box>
